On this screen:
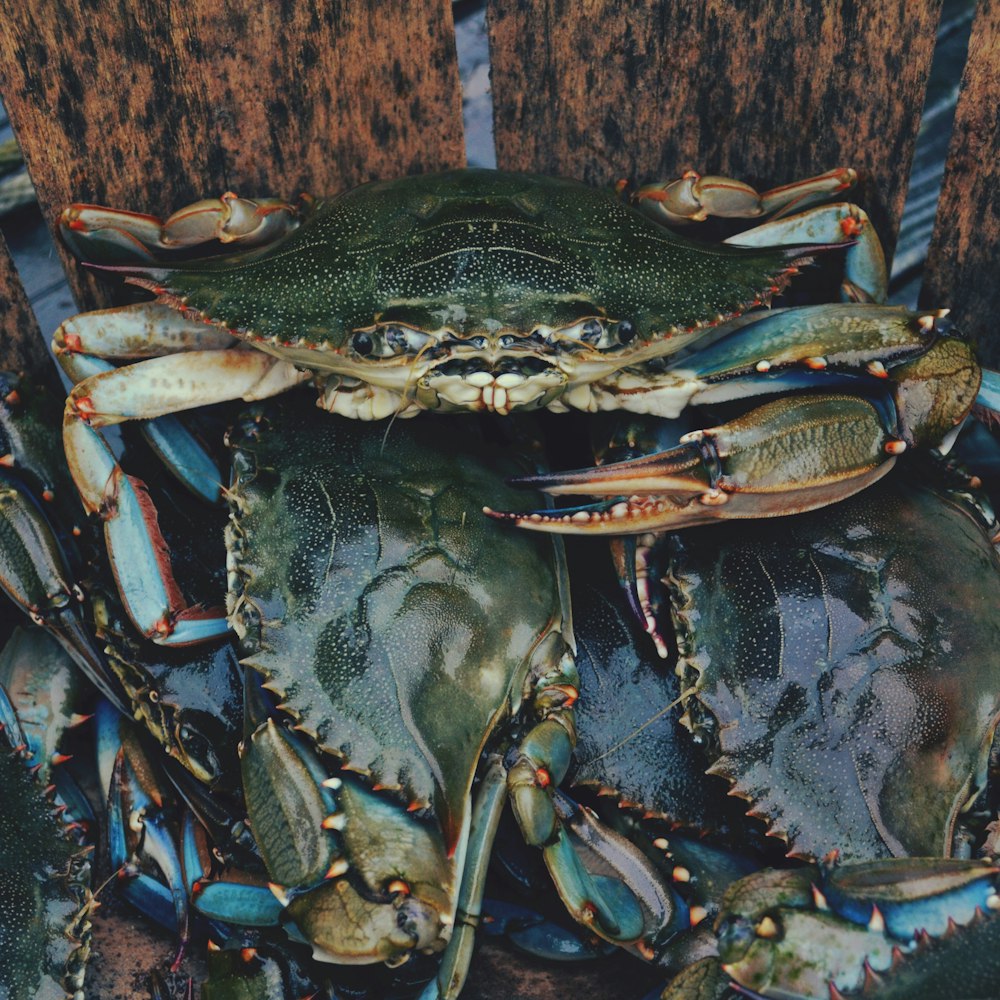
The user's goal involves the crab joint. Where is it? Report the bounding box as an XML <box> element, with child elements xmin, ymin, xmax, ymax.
<box><xmin>698</xmin><ymin>489</ymin><xmax>729</xmax><ymax>507</ymax></box>
<box><xmin>70</xmin><ymin>395</ymin><xmax>97</xmax><ymax>421</ymax></box>
<box><xmin>541</xmin><ymin>683</ymin><xmax>579</xmax><ymax>707</ymax></box>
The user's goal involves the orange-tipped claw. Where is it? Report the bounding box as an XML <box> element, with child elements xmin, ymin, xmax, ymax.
<box><xmin>510</xmin><ymin>442</ymin><xmax>711</xmax><ymax>498</ymax></box>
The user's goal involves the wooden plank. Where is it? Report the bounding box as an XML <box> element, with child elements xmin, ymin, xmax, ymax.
<box><xmin>0</xmin><ymin>229</ymin><xmax>43</xmax><ymax>374</ymax></box>
<box><xmin>488</xmin><ymin>0</ymin><xmax>941</xmax><ymax>263</ymax></box>
<box><xmin>0</xmin><ymin>1</ymin><xmax>465</xmax><ymax>318</ymax></box>
<box><xmin>921</xmin><ymin>0</ymin><xmax>1000</xmax><ymax>368</ymax></box>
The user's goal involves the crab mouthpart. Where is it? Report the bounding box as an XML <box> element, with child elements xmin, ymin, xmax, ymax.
<box><xmin>421</xmin><ymin>358</ymin><xmax>567</xmax><ymax>414</ymax></box>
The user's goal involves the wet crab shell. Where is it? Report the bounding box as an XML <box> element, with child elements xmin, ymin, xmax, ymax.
<box><xmin>119</xmin><ymin>169</ymin><xmax>805</xmax><ymax>415</ymax></box>
<box><xmin>650</xmin><ymin>471</ymin><xmax>1000</xmax><ymax>861</ymax></box>
<box><xmin>222</xmin><ymin>391</ymin><xmax>573</xmax><ymax>964</ymax></box>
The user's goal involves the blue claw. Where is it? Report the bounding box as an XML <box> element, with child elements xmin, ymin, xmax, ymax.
<box><xmin>192</xmin><ymin>882</ymin><xmax>285</xmax><ymax>927</ymax></box>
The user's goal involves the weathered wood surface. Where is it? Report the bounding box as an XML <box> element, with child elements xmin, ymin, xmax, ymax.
<box><xmin>0</xmin><ymin>229</ymin><xmax>43</xmax><ymax>373</ymax></box>
<box><xmin>487</xmin><ymin>0</ymin><xmax>942</xmax><ymax>264</ymax></box>
<box><xmin>0</xmin><ymin>0</ymin><xmax>465</xmax><ymax>316</ymax></box>
<box><xmin>922</xmin><ymin>0</ymin><xmax>1000</xmax><ymax>367</ymax></box>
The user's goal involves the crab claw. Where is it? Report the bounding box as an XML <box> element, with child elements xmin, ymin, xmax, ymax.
<box><xmin>487</xmin><ymin>393</ymin><xmax>903</xmax><ymax>535</ymax></box>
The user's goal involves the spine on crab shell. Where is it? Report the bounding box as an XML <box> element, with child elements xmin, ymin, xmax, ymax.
<box><xmin>713</xmin><ymin>860</ymin><xmax>1000</xmax><ymax>1000</ymax></box>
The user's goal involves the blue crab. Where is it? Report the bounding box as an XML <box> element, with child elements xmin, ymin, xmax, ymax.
<box><xmin>0</xmin><ymin>370</ymin><xmax>679</xmax><ymax>996</ymax></box>
<box><xmin>185</xmin><ymin>392</ymin><xmax>685</xmax><ymax>995</ymax></box>
<box><xmin>556</xmin><ymin>437</ymin><xmax>1000</xmax><ymax>998</ymax></box>
<box><xmin>572</xmin><ymin>417</ymin><xmax>1000</xmax><ymax>866</ymax></box>
<box><xmin>52</xmin><ymin>167</ymin><xmax>988</xmax><ymax>647</ymax></box>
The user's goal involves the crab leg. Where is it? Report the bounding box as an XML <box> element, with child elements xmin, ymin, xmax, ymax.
<box><xmin>631</xmin><ymin>166</ymin><xmax>885</xmax><ymax>302</ymax></box>
<box><xmin>54</xmin><ymin>302</ymin><xmax>240</xmax><ymax>359</ymax></box>
<box><xmin>0</xmin><ymin>473</ymin><xmax>129</xmax><ymax>711</ymax></box>
<box><xmin>727</xmin><ymin>203</ymin><xmax>888</xmax><ymax>304</ymax></box>
<box><xmin>503</xmin><ymin>649</ymin><xmax>680</xmax><ymax>960</ymax></box>
<box><xmin>492</xmin><ymin>393</ymin><xmax>902</xmax><ymax>532</ymax></box>
<box><xmin>489</xmin><ymin>336</ymin><xmax>981</xmax><ymax>535</ymax></box>
<box><xmin>55</xmin><ymin>303</ymin><xmax>240</xmax><ymax>504</ymax></box>
<box><xmin>59</xmin><ymin>352</ymin><xmax>226</xmax><ymax>506</ymax></box>
<box><xmin>63</xmin><ymin>350</ymin><xmax>308</xmax><ymax>644</ymax></box>
<box><xmin>422</xmin><ymin>760</ymin><xmax>509</xmax><ymax>1000</ymax></box>
<box><xmin>585</xmin><ymin>304</ymin><xmax>946</xmax><ymax>420</ymax></box>
<box><xmin>633</xmin><ymin>167</ymin><xmax>857</xmax><ymax>225</ymax></box>
<box><xmin>98</xmin><ymin>699</ymin><xmax>191</xmax><ymax>958</ymax></box>
<box><xmin>60</xmin><ymin>194</ymin><xmax>300</xmax><ymax>265</ymax></box>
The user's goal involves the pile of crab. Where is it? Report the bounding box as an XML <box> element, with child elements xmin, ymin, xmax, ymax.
<box><xmin>2</xmin><ymin>166</ymin><xmax>1000</xmax><ymax>1000</ymax></box>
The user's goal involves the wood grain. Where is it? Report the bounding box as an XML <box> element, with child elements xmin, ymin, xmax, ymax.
<box><xmin>0</xmin><ymin>0</ymin><xmax>465</xmax><ymax>324</ymax></box>
<box><xmin>488</xmin><ymin>0</ymin><xmax>942</xmax><ymax>263</ymax></box>
<box><xmin>921</xmin><ymin>0</ymin><xmax>1000</xmax><ymax>367</ymax></box>
<box><xmin>0</xmin><ymin>228</ymin><xmax>43</xmax><ymax>374</ymax></box>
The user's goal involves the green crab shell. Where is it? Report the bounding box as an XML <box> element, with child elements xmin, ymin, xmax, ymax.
<box><xmin>661</xmin><ymin>474</ymin><xmax>1000</xmax><ymax>861</ymax></box>
<box><xmin>141</xmin><ymin>169</ymin><xmax>798</xmax><ymax>375</ymax></box>
<box><xmin>568</xmin><ymin>549</ymin><xmax>750</xmax><ymax>837</ymax></box>
<box><xmin>226</xmin><ymin>391</ymin><xmax>569</xmax><ymax>847</ymax></box>
<box><xmin>0</xmin><ymin>667</ymin><xmax>92</xmax><ymax>1000</ymax></box>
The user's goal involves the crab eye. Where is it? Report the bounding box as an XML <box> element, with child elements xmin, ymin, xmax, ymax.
<box><xmin>553</xmin><ymin>318</ymin><xmax>606</xmax><ymax>348</ymax></box>
<box><xmin>352</xmin><ymin>331</ymin><xmax>375</xmax><ymax>357</ymax></box>
<box><xmin>351</xmin><ymin>326</ymin><xmax>432</xmax><ymax>359</ymax></box>
<box><xmin>615</xmin><ymin>320</ymin><xmax>636</xmax><ymax>345</ymax></box>
<box><xmin>555</xmin><ymin>318</ymin><xmax>636</xmax><ymax>351</ymax></box>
